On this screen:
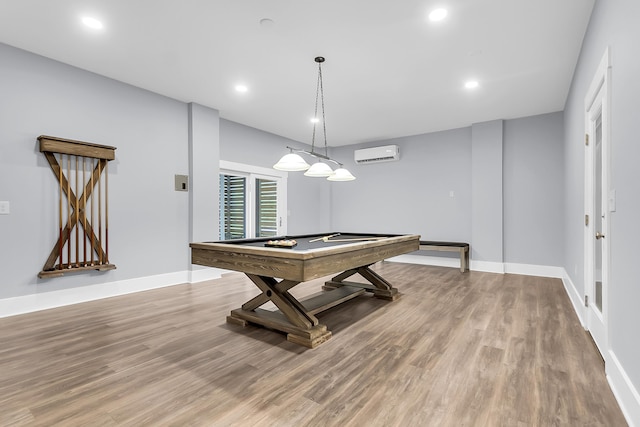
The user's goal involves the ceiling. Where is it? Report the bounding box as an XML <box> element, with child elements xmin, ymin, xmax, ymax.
<box><xmin>0</xmin><ymin>1</ymin><xmax>594</xmax><ymax>147</ymax></box>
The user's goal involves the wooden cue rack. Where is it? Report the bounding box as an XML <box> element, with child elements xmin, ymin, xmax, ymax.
<box><xmin>38</xmin><ymin>135</ymin><xmax>117</xmax><ymax>278</ymax></box>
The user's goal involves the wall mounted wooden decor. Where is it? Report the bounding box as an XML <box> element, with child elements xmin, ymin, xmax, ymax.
<box><xmin>38</xmin><ymin>135</ymin><xmax>117</xmax><ymax>278</ymax></box>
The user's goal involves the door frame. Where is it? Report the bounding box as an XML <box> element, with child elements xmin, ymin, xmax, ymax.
<box><xmin>583</xmin><ymin>47</ymin><xmax>611</xmax><ymax>362</ymax></box>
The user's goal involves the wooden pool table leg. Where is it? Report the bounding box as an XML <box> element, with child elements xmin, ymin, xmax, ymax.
<box><xmin>324</xmin><ymin>265</ymin><xmax>399</xmax><ymax>301</ymax></box>
<box><xmin>247</xmin><ymin>274</ymin><xmax>319</xmax><ymax>327</ymax></box>
<box><xmin>227</xmin><ymin>274</ymin><xmax>332</xmax><ymax>348</ymax></box>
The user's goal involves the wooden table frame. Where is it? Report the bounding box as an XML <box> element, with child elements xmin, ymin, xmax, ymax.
<box><xmin>191</xmin><ymin>234</ymin><xmax>419</xmax><ymax>348</ymax></box>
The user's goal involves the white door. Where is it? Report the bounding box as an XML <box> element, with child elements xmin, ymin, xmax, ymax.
<box><xmin>584</xmin><ymin>49</ymin><xmax>611</xmax><ymax>361</ymax></box>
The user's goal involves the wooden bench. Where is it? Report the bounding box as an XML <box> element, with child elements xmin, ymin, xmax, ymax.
<box><xmin>419</xmin><ymin>241</ymin><xmax>470</xmax><ymax>272</ymax></box>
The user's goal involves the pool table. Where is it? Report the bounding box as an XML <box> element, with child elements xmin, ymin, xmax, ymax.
<box><xmin>190</xmin><ymin>232</ymin><xmax>420</xmax><ymax>348</ymax></box>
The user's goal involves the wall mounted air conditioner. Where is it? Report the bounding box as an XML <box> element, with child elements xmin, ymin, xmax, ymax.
<box><xmin>354</xmin><ymin>145</ymin><xmax>400</xmax><ymax>164</ymax></box>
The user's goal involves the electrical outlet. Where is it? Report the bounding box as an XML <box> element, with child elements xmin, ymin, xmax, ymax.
<box><xmin>174</xmin><ymin>175</ymin><xmax>188</xmax><ymax>192</ymax></box>
<box><xmin>0</xmin><ymin>201</ymin><xmax>10</xmax><ymax>215</ymax></box>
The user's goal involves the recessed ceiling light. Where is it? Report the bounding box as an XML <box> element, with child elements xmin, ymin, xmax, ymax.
<box><xmin>310</xmin><ymin>117</ymin><xmax>320</xmax><ymax>123</ymax></box>
<box><xmin>81</xmin><ymin>16</ymin><xmax>104</xmax><ymax>30</ymax></box>
<box><xmin>428</xmin><ymin>8</ymin><xmax>448</xmax><ymax>22</ymax></box>
<box><xmin>235</xmin><ymin>84</ymin><xmax>248</xmax><ymax>93</ymax></box>
<box><xmin>465</xmin><ymin>80</ymin><xmax>479</xmax><ymax>89</ymax></box>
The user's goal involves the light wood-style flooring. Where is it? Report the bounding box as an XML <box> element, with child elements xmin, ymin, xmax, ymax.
<box><xmin>0</xmin><ymin>263</ymin><xmax>627</xmax><ymax>426</ymax></box>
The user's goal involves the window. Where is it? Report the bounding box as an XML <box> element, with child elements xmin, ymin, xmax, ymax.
<box><xmin>219</xmin><ymin>161</ymin><xmax>287</xmax><ymax>240</ymax></box>
<box><xmin>219</xmin><ymin>174</ymin><xmax>246</xmax><ymax>239</ymax></box>
<box><xmin>255</xmin><ymin>178</ymin><xmax>278</xmax><ymax>237</ymax></box>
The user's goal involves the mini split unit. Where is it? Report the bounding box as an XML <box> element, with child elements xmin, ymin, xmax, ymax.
<box><xmin>354</xmin><ymin>145</ymin><xmax>400</xmax><ymax>164</ymax></box>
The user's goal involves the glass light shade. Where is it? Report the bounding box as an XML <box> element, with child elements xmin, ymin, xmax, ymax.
<box><xmin>273</xmin><ymin>153</ymin><xmax>310</xmax><ymax>171</ymax></box>
<box><xmin>304</xmin><ymin>161</ymin><xmax>333</xmax><ymax>177</ymax></box>
<box><xmin>327</xmin><ymin>167</ymin><xmax>356</xmax><ymax>181</ymax></box>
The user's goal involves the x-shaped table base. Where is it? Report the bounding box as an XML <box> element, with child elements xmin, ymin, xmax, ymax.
<box><xmin>227</xmin><ymin>265</ymin><xmax>399</xmax><ymax>348</ymax></box>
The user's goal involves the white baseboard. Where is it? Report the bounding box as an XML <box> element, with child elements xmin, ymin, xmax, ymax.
<box><xmin>608</xmin><ymin>350</ymin><xmax>640</xmax><ymax>427</ymax></box>
<box><xmin>560</xmin><ymin>269</ymin><xmax>586</xmax><ymax>327</ymax></box>
<box><xmin>470</xmin><ymin>259</ymin><xmax>505</xmax><ymax>274</ymax></box>
<box><xmin>504</xmin><ymin>262</ymin><xmax>563</xmax><ymax>278</ymax></box>
<box><xmin>389</xmin><ymin>255</ymin><xmax>563</xmax><ymax>278</ymax></box>
<box><xmin>0</xmin><ymin>268</ymin><xmax>224</xmax><ymax>319</ymax></box>
<box><xmin>561</xmin><ymin>269</ymin><xmax>639</xmax><ymax>426</ymax></box>
<box><xmin>189</xmin><ymin>266</ymin><xmax>226</xmax><ymax>283</ymax></box>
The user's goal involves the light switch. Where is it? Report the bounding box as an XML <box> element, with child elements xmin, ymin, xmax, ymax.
<box><xmin>0</xmin><ymin>201</ymin><xmax>10</xmax><ymax>215</ymax></box>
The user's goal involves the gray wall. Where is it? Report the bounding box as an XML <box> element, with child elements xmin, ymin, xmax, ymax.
<box><xmin>563</xmin><ymin>0</ymin><xmax>640</xmax><ymax>402</ymax></box>
<box><xmin>188</xmin><ymin>102</ymin><xmax>220</xmax><ymax>243</ymax></box>
<box><xmin>219</xmin><ymin>119</ymin><xmax>330</xmax><ymax>234</ymax></box>
<box><xmin>330</xmin><ymin>114</ymin><xmax>564</xmax><ymax>267</ymax></box>
<box><xmin>471</xmin><ymin>120</ymin><xmax>504</xmax><ymax>263</ymax></box>
<box><xmin>0</xmin><ymin>43</ymin><xmax>191</xmax><ymax>299</ymax></box>
<box><xmin>504</xmin><ymin>112</ymin><xmax>564</xmax><ymax>266</ymax></box>
<box><xmin>0</xmin><ymin>41</ymin><xmax>567</xmax><ymax>300</ymax></box>
<box><xmin>0</xmin><ymin>42</ymin><xmax>330</xmax><ymax>302</ymax></box>
<box><xmin>330</xmin><ymin>127</ymin><xmax>472</xmax><ymax>240</ymax></box>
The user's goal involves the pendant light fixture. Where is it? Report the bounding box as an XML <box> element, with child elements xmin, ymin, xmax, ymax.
<box><xmin>327</xmin><ymin>167</ymin><xmax>356</xmax><ymax>181</ymax></box>
<box><xmin>304</xmin><ymin>57</ymin><xmax>333</xmax><ymax>177</ymax></box>
<box><xmin>273</xmin><ymin>150</ymin><xmax>310</xmax><ymax>171</ymax></box>
<box><xmin>273</xmin><ymin>57</ymin><xmax>355</xmax><ymax>181</ymax></box>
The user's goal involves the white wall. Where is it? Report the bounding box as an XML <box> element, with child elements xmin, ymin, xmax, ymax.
<box><xmin>563</xmin><ymin>0</ymin><xmax>640</xmax><ymax>423</ymax></box>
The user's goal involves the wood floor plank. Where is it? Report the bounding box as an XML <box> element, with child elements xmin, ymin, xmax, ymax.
<box><xmin>0</xmin><ymin>263</ymin><xmax>628</xmax><ymax>426</ymax></box>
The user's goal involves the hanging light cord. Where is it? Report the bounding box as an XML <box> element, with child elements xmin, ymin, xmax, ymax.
<box><xmin>273</xmin><ymin>56</ymin><xmax>355</xmax><ymax>180</ymax></box>
<box><xmin>319</xmin><ymin>59</ymin><xmax>328</xmax><ymax>157</ymax></box>
<box><xmin>310</xmin><ymin>57</ymin><xmax>328</xmax><ymax>157</ymax></box>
